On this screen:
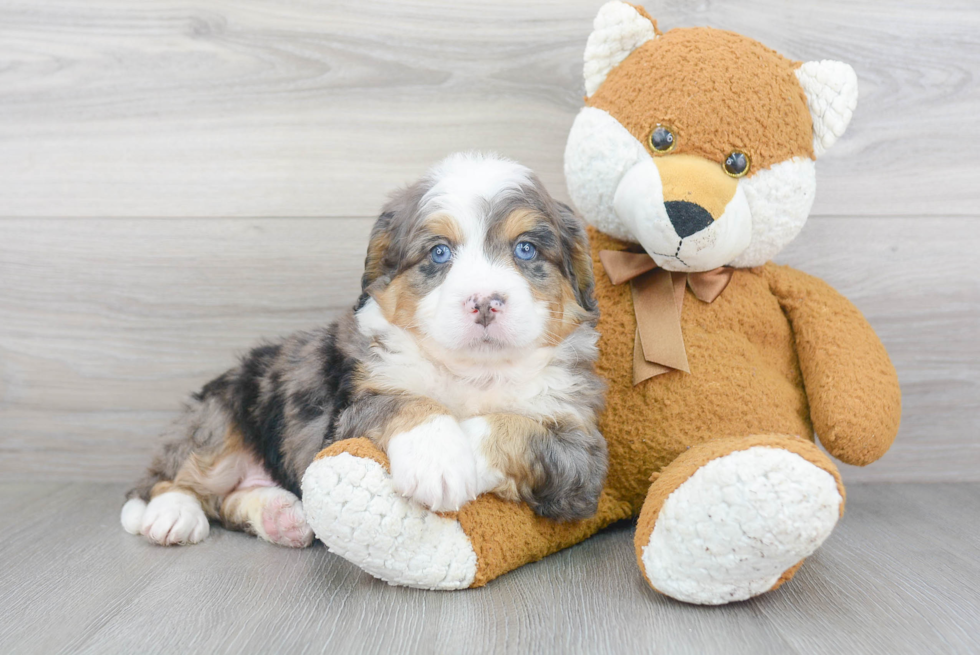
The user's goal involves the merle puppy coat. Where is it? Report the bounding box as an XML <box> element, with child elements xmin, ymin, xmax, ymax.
<box><xmin>121</xmin><ymin>153</ymin><xmax>608</xmax><ymax>547</ymax></box>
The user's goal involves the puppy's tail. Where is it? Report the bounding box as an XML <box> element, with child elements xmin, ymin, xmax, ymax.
<box><xmin>120</xmin><ymin>497</ymin><xmax>148</xmax><ymax>535</ymax></box>
<box><xmin>121</xmin><ymin>470</ymin><xmax>163</xmax><ymax>535</ymax></box>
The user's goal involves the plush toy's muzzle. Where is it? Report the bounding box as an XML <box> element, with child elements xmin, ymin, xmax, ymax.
<box><xmin>566</xmin><ymin>3</ymin><xmax>859</xmax><ymax>271</ymax></box>
<box><xmin>613</xmin><ymin>155</ymin><xmax>752</xmax><ymax>271</ymax></box>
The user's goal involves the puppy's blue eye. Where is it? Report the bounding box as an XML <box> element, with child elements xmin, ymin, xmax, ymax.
<box><xmin>514</xmin><ymin>241</ymin><xmax>537</xmax><ymax>261</ymax></box>
<box><xmin>430</xmin><ymin>244</ymin><xmax>452</xmax><ymax>264</ymax></box>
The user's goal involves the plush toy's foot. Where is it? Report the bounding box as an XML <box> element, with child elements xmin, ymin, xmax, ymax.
<box><xmin>635</xmin><ymin>435</ymin><xmax>845</xmax><ymax>605</ymax></box>
<box><xmin>302</xmin><ymin>438</ymin><xmax>633</xmax><ymax>590</ymax></box>
<box><xmin>302</xmin><ymin>439</ymin><xmax>478</xmax><ymax>589</ymax></box>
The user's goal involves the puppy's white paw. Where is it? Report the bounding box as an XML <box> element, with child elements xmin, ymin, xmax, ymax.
<box><xmin>388</xmin><ymin>415</ymin><xmax>478</xmax><ymax>512</ymax></box>
<box><xmin>459</xmin><ymin>416</ymin><xmax>508</xmax><ymax>495</ymax></box>
<box><xmin>140</xmin><ymin>491</ymin><xmax>210</xmax><ymax>546</ymax></box>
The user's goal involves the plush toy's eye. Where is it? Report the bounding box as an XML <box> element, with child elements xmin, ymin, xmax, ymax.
<box><xmin>649</xmin><ymin>126</ymin><xmax>676</xmax><ymax>153</ymax></box>
<box><xmin>723</xmin><ymin>151</ymin><xmax>750</xmax><ymax>178</ymax></box>
<box><xmin>430</xmin><ymin>244</ymin><xmax>452</xmax><ymax>264</ymax></box>
<box><xmin>514</xmin><ymin>241</ymin><xmax>537</xmax><ymax>261</ymax></box>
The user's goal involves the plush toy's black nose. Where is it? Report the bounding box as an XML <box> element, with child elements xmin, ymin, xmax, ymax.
<box><xmin>665</xmin><ymin>201</ymin><xmax>714</xmax><ymax>238</ymax></box>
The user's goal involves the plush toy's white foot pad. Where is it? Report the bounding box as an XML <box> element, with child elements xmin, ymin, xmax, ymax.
<box><xmin>641</xmin><ymin>446</ymin><xmax>842</xmax><ymax>605</ymax></box>
<box><xmin>301</xmin><ymin>453</ymin><xmax>478</xmax><ymax>590</ymax></box>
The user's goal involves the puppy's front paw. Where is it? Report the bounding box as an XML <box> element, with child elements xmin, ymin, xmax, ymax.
<box><xmin>140</xmin><ymin>491</ymin><xmax>209</xmax><ymax>546</ymax></box>
<box><xmin>387</xmin><ymin>415</ymin><xmax>478</xmax><ymax>512</ymax></box>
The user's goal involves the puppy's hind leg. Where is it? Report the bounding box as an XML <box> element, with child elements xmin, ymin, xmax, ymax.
<box><xmin>137</xmin><ymin>483</ymin><xmax>212</xmax><ymax>546</ymax></box>
<box><xmin>126</xmin><ymin>445</ymin><xmax>240</xmax><ymax>547</ymax></box>
<box><xmin>221</xmin><ymin>475</ymin><xmax>313</xmax><ymax>549</ymax></box>
<box><xmin>121</xmin><ymin>462</ymin><xmax>216</xmax><ymax>546</ymax></box>
<box><xmin>121</xmin><ymin>440</ymin><xmax>200</xmax><ymax>539</ymax></box>
<box><xmin>121</xmin><ymin>393</ymin><xmax>249</xmax><ymax>546</ymax></box>
<box><xmin>121</xmin><ymin>459</ymin><xmax>215</xmax><ymax>547</ymax></box>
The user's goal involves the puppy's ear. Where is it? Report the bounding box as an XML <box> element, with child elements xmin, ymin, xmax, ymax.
<box><xmin>361</xmin><ymin>182</ymin><xmax>426</xmax><ymax>295</ymax></box>
<box><xmin>361</xmin><ymin>211</ymin><xmax>395</xmax><ymax>293</ymax></box>
<box><xmin>556</xmin><ymin>202</ymin><xmax>597</xmax><ymax>315</ymax></box>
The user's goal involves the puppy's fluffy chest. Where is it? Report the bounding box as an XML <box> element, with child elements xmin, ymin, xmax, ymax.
<box><xmin>357</xmin><ymin>299</ymin><xmax>586</xmax><ymax>420</ymax></box>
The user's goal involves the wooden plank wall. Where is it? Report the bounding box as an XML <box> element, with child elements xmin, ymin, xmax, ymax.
<box><xmin>1</xmin><ymin>0</ymin><xmax>977</xmax><ymax>483</ymax></box>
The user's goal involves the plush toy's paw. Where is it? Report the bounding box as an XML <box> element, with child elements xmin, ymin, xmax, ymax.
<box><xmin>387</xmin><ymin>415</ymin><xmax>479</xmax><ymax>513</ymax></box>
<box><xmin>301</xmin><ymin>441</ymin><xmax>478</xmax><ymax>590</ymax></box>
<box><xmin>131</xmin><ymin>491</ymin><xmax>210</xmax><ymax>546</ymax></box>
<box><xmin>638</xmin><ymin>446</ymin><xmax>842</xmax><ymax>605</ymax></box>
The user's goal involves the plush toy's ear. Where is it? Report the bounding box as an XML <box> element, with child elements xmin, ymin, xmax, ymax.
<box><xmin>795</xmin><ymin>60</ymin><xmax>859</xmax><ymax>157</ymax></box>
<box><xmin>584</xmin><ymin>2</ymin><xmax>658</xmax><ymax>97</ymax></box>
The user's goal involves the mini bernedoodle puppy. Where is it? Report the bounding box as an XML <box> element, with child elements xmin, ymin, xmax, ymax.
<box><xmin>121</xmin><ymin>153</ymin><xmax>608</xmax><ymax>547</ymax></box>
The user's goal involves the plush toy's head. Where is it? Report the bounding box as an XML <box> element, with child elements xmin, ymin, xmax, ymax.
<box><xmin>565</xmin><ymin>2</ymin><xmax>858</xmax><ymax>271</ymax></box>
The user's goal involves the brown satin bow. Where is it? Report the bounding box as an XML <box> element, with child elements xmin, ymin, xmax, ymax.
<box><xmin>598</xmin><ymin>250</ymin><xmax>735</xmax><ymax>385</ymax></box>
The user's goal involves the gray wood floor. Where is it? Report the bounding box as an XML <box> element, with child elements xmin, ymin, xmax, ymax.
<box><xmin>1</xmin><ymin>0</ymin><xmax>979</xmax><ymax>485</ymax></box>
<box><xmin>1</xmin><ymin>483</ymin><xmax>978</xmax><ymax>655</ymax></box>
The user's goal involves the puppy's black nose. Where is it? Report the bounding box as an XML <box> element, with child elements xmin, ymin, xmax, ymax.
<box><xmin>665</xmin><ymin>201</ymin><xmax>714</xmax><ymax>238</ymax></box>
<box><xmin>466</xmin><ymin>294</ymin><xmax>505</xmax><ymax>327</ymax></box>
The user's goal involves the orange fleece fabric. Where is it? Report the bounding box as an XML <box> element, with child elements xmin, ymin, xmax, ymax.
<box><xmin>587</xmin><ymin>26</ymin><xmax>813</xmax><ymax>174</ymax></box>
<box><xmin>589</xmin><ymin>228</ymin><xmax>901</xmax><ymax>512</ymax></box>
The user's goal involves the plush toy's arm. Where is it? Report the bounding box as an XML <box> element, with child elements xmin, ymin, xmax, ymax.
<box><xmin>766</xmin><ymin>263</ymin><xmax>901</xmax><ymax>465</ymax></box>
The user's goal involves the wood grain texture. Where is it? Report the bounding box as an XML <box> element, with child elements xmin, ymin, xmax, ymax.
<box><xmin>0</xmin><ymin>217</ymin><xmax>373</xmax><ymax>480</ymax></box>
<box><xmin>1</xmin><ymin>216</ymin><xmax>977</xmax><ymax>484</ymax></box>
<box><xmin>0</xmin><ymin>4</ymin><xmax>978</xmax><ymax>478</ymax></box>
<box><xmin>0</xmin><ymin>0</ymin><xmax>977</xmax><ymax>218</ymax></box>
<box><xmin>0</xmin><ymin>482</ymin><xmax>977</xmax><ymax>654</ymax></box>
<box><xmin>1</xmin><ymin>2</ymin><xmax>976</xmax><ymax>649</ymax></box>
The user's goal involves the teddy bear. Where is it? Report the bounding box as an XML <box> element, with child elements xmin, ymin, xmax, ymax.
<box><xmin>300</xmin><ymin>1</ymin><xmax>902</xmax><ymax>604</ymax></box>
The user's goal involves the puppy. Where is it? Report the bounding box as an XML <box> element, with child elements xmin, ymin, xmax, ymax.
<box><xmin>120</xmin><ymin>152</ymin><xmax>607</xmax><ymax>547</ymax></box>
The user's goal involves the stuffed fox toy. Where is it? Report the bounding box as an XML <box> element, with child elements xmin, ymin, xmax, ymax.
<box><xmin>301</xmin><ymin>2</ymin><xmax>902</xmax><ymax>604</ymax></box>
